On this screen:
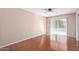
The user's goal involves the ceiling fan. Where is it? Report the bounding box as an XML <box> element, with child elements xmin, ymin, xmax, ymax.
<box><xmin>42</xmin><ymin>8</ymin><xmax>55</xmax><ymax>13</ymax></box>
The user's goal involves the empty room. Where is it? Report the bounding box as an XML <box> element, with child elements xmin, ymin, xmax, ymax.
<box><xmin>0</xmin><ymin>8</ymin><xmax>79</xmax><ymax>51</ymax></box>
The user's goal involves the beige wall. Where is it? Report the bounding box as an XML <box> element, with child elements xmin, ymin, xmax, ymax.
<box><xmin>46</xmin><ymin>17</ymin><xmax>51</xmax><ymax>35</ymax></box>
<box><xmin>67</xmin><ymin>13</ymin><xmax>76</xmax><ymax>38</ymax></box>
<box><xmin>0</xmin><ymin>8</ymin><xmax>46</xmax><ymax>47</ymax></box>
<box><xmin>46</xmin><ymin>13</ymin><xmax>76</xmax><ymax>38</ymax></box>
<box><xmin>76</xmin><ymin>11</ymin><xmax>79</xmax><ymax>41</ymax></box>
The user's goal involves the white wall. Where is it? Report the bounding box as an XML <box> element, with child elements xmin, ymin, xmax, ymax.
<box><xmin>0</xmin><ymin>9</ymin><xmax>46</xmax><ymax>47</ymax></box>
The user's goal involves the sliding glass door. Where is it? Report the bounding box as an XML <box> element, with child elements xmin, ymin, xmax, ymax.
<box><xmin>50</xmin><ymin>17</ymin><xmax>67</xmax><ymax>40</ymax></box>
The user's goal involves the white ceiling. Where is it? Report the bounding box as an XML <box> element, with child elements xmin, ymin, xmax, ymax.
<box><xmin>22</xmin><ymin>8</ymin><xmax>79</xmax><ymax>17</ymax></box>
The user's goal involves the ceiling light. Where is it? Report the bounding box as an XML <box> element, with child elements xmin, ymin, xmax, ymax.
<box><xmin>41</xmin><ymin>8</ymin><xmax>55</xmax><ymax>13</ymax></box>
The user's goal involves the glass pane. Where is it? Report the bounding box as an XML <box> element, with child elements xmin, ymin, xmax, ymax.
<box><xmin>50</xmin><ymin>18</ymin><xmax>67</xmax><ymax>40</ymax></box>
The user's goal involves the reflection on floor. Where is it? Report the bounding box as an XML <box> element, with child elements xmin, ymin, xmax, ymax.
<box><xmin>0</xmin><ymin>35</ymin><xmax>78</xmax><ymax>51</ymax></box>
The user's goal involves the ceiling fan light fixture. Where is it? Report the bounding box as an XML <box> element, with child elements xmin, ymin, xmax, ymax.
<box><xmin>48</xmin><ymin>8</ymin><xmax>52</xmax><ymax>12</ymax></box>
<box><xmin>42</xmin><ymin>8</ymin><xmax>55</xmax><ymax>13</ymax></box>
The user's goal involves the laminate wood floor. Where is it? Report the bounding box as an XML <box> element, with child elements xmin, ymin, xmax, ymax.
<box><xmin>0</xmin><ymin>35</ymin><xmax>78</xmax><ymax>51</ymax></box>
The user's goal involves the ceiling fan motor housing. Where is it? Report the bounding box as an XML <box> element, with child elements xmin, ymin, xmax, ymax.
<box><xmin>48</xmin><ymin>8</ymin><xmax>52</xmax><ymax>11</ymax></box>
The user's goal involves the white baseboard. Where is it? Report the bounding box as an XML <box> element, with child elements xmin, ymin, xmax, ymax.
<box><xmin>0</xmin><ymin>34</ymin><xmax>42</xmax><ymax>48</ymax></box>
